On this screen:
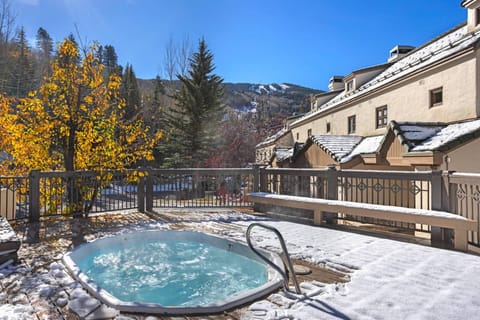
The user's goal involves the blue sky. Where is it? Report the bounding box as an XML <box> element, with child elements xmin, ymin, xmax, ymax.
<box><xmin>15</xmin><ymin>0</ymin><xmax>466</xmax><ymax>90</ymax></box>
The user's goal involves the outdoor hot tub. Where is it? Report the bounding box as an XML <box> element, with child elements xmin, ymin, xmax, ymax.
<box><xmin>62</xmin><ymin>229</ymin><xmax>284</xmax><ymax>315</ymax></box>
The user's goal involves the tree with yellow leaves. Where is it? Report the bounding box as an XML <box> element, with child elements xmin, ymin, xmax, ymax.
<box><xmin>0</xmin><ymin>38</ymin><xmax>160</xmax><ymax>174</ymax></box>
<box><xmin>0</xmin><ymin>38</ymin><xmax>161</xmax><ymax>214</ymax></box>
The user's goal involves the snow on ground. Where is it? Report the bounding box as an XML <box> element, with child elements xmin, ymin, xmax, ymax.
<box><xmin>0</xmin><ymin>218</ymin><xmax>19</xmax><ymax>243</ymax></box>
<box><xmin>0</xmin><ymin>304</ymin><xmax>35</xmax><ymax>320</ymax></box>
<box><xmin>224</xmin><ymin>220</ymin><xmax>480</xmax><ymax>320</ymax></box>
<box><xmin>1</xmin><ymin>210</ymin><xmax>480</xmax><ymax>319</ymax></box>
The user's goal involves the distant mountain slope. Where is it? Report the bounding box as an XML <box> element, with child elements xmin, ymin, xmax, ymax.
<box><xmin>137</xmin><ymin>79</ymin><xmax>323</xmax><ymax>116</ymax></box>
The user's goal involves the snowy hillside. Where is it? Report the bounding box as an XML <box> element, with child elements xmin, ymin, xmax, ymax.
<box><xmin>248</xmin><ymin>83</ymin><xmax>290</xmax><ymax>94</ymax></box>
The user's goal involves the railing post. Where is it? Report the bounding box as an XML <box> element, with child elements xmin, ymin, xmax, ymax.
<box><xmin>431</xmin><ymin>170</ymin><xmax>453</xmax><ymax>248</ymax></box>
<box><xmin>253</xmin><ymin>164</ymin><xmax>265</xmax><ymax>192</ymax></box>
<box><xmin>29</xmin><ymin>170</ymin><xmax>40</xmax><ymax>222</ymax></box>
<box><xmin>259</xmin><ymin>166</ymin><xmax>267</xmax><ymax>192</ymax></box>
<box><xmin>146</xmin><ymin>168</ymin><xmax>153</xmax><ymax>212</ymax></box>
<box><xmin>137</xmin><ymin>173</ymin><xmax>145</xmax><ymax>213</ymax></box>
<box><xmin>323</xmin><ymin>165</ymin><xmax>338</xmax><ymax>224</ymax></box>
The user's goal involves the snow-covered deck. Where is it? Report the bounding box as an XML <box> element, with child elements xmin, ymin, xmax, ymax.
<box><xmin>248</xmin><ymin>192</ymin><xmax>477</xmax><ymax>251</ymax></box>
<box><xmin>1</xmin><ymin>209</ymin><xmax>480</xmax><ymax>319</ymax></box>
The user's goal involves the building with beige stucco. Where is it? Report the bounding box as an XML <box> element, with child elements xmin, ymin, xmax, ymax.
<box><xmin>256</xmin><ymin>0</ymin><xmax>480</xmax><ymax>172</ymax></box>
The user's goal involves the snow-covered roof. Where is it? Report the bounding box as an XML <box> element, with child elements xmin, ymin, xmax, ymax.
<box><xmin>274</xmin><ymin>147</ymin><xmax>293</xmax><ymax>162</ymax></box>
<box><xmin>340</xmin><ymin>135</ymin><xmax>384</xmax><ymax>163</ymax></box>
<box><xmin>256</xmin><ymin>127</ymin><xmax>289</xmax><ymax>148</ymax></box>
<box><xmin>261</xmin><ymin>119</ymin><xmax>480</xmax><ymax>166</ymax></box>
<box><xmin>390</xmin><ymin>121</ymin><xmax>446</xmax><ymax>150</ymax></box>
<box><xmin>292</xmin><ymin>23</ymin><xmax>480</xmax><ymax>127</ymax></box>
<box><xmin>388</xmin><ymin>119</ymin><xmax>480</xmax><ymax>152</ymax></box>
<box><xmin>310</xmin><ymin>135</ymin><xmax>363</xmax><ymax>162</ymax></box>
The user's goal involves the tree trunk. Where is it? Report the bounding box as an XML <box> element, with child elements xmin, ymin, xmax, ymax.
<box><xmin>65</xmin><ymin>120</ymin><xmax>82</xmax><ymax>216</ymax></box>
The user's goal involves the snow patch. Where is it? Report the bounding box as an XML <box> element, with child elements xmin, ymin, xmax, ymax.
<box><xmin>0</xmin><ymin>304</ymin><xmax>35</xmax><ymax>320</ymax></box>
<box><xmin>400</xmin><ymin>125</ymin><xmax>443</xmax><ymax>142</ymax></box>
<box><xmin>412</xmin><ymin>119</ymin><xmax>480</xmax><ymax>151</ymax></box>
<box><xmin>341</xmin><ymin>135</ymin><xmax>383</xmax><ymax>163</ymax></box>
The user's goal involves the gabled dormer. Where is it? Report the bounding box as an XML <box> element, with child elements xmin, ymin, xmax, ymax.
<box><xmin>462</xmin><ymin>0</ymin><xmax>480</xmax><ymax>32</ymax></box>
<box><xmin>343</xmin><ymin>64</ymin><xmax>391</xmax><ymax>94</ymax></box>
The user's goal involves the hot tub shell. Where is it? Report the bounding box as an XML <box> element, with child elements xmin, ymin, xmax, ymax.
<box><xmin>62</xmin><ymin>230</ymin><xmax>285</xmax><ymax>315</ymax></box>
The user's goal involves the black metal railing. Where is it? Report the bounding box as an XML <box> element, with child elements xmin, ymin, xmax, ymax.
<box><xmin>146</xmin><ymin>168</ymin><xmax>255</xmax><ymax>209</ymax></box>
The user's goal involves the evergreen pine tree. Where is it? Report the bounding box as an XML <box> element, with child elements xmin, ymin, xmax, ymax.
<box><xmin>153</xmin><ymin>75</ymin><xmax>165</xmax><ymax>103</ymax></box>
<box><xmin>0</xmin><ymin>0</ymin><xmax>15</xmax><ymax>93</ymax></box>
<box><xmin>35</xmin><ymin>27</ymin><xmax>53</xmax><ymax>83</ymax></box>
<box><xmin>95</xmin><ymin>44</ymin><xmax>104</xmax><ymax>64</ymax></box>
<box><xmin>120</xmin><ymin>64</ymin><xmax>141</xmax><ymax>120</ymax></box>
<box><xmin>11</xmin><ymin>26</ymin><xmax>35</xmax><ymax>97</ymax></box>
<box><xmin>162</xmin><ymin>39</ymin><xmax>224</xmax><ymax>168</ymax></box>
<box><xmin>103</xmin><ymin>45</ymin><xmax>122</xmax><ymax>76</ymax></box>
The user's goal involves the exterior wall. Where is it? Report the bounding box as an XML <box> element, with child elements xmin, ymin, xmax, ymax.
<box><xmin>441</xmin><ymin>138</ymin><xmax>480</xmax><ymax>172</ymax></box>
<box><xmin>292</xmin><ymin>144</ymin><xmax>338</xmax><ymax>168</ymax></box>
<box><xmin>354</xmin><ymin>67</ymin><xmax>388</xmax><ymax>88</ymax></box>
<box><xmin>344</xmin><ymin>163</ymin><xmax>412</xmax><ymax>171</ymax></box>
<box><xmin>255</xmin><ymin>131</ymin><xmax>294</xmax><ymax>165</ymax></box>
<box><xmin>255</xmin><ymin>145</ymin><xmax>275</xmax><ymax>164</ymax></box>
<box><xmin>312</xmin><ymin>91</ymin><xmax>341</xmax><ymax>111</ymax></box>
<box><xmin>291</xmin><ymin>52</ymin><xmax>478</xmax><ymax>140</ymax></box>
<box><xmin>277</xmin><ymin>131</ymin><xmax>294</xmax><ymax>146</ymax></box>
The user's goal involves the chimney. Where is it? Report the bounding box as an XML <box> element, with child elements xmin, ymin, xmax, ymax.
<box><xmin>328</xmin><ymin>76</ymin><xmax>344</xmax><ymax>91</ymax></box>
<box><xmin>462</xmin><ymin>0</ymin><xmax>480</xmax><ymax>32</ymax></box>
<box><xmin>388</xmin><ymin>45</ymin><xmax>415</xmax><ymax>63</ymax></box>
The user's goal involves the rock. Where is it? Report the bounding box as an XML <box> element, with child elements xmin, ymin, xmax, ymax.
<box><xmin>70</xmin><ymin>287</ymin><xmax>89</xmax><ymax>299</ymax></box>
<box><xmin>55</xmin><ymin>297</ymin><xmax>68</xmax><ymax>308</ymax></box>
<box><xmin>85</xmin><ymin>304</ymin><xmax>120</xmax><ymax>320</ymax></box>
<box><xmin>51</xmin><ymin>269</ymin><xmax>67</xmax><ymax>279</ymax></box>
<box><xmin>38</xmin><ymin>284</ymin><xmax>56</xmax><ymax>298</ymax></box>
<box><xmin>50</xmin><ymin>262</ymin><xmax>63</xmax><ymax>270</ymax></box>
<box><xmin>68</xmin><ymin>296</ymin><xmax>101</xmax><ymax>318</ymax></box>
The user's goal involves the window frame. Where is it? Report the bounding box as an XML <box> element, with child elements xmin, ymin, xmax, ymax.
<box><xmin>430</xmin><ymin>87</ymin><xmax>443</xmax><ymax>108</ymax></box>
<box><xmin>346</xmin><ymin>80</ymin><xmax>354</xmax><ymax>92</ymax></box>
<box><xmin>307</xmin><ymin>129</ymin><xmax>312</xmax><ymax>137</ymax></box>
<box><xmin>376</xmin><ymin>105</ymin><xmax>388</xmax><ymax>129</ymax></box>
<box><xmin>348</xmin><ymin>115</ymin><xmax>356</xmax><ymax>134</ymax></box>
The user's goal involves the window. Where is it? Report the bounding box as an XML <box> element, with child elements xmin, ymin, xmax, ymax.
<box><xmin>296</xmin><ymin>132</ymin><xmax>299</xmax><ymax>140</ymax></box>
<box><xmin>477</xmin><ymin>8</ymin><xmax>480</xmax><ymax>26</ymax></box>
<box><xmin>348</xmin><ymin>115</ymin><xmax>356</xmax><ymax>134</ymax></box>
<box><xmin>376</xmin><ymin>105</ymin><xmax>388</xmax><ymax>128</ymax></box>
<box><xmin>307</xmin><ymin>129</ymin><xmax>312</xmax><ymax>137</ymax></box>
<box><xmin>346</xmin><ymin>80</ymin><xmax>354</xmax><ymax>92</ymax></box>
<box><xmin>326</xmin><ymin>122</ymin><xmax>331</xmax><ymax>133</ymax></box>
<box><xmin>430</xmin><ymin>87</ymin><xmax>443</xmax><ymax>107</ymax></box>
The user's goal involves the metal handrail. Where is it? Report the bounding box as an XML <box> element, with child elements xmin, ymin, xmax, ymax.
<box><xmin>246</xmin><ymin>222</ymin><xmax>301</xmax><ymax>294</ymax></box>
